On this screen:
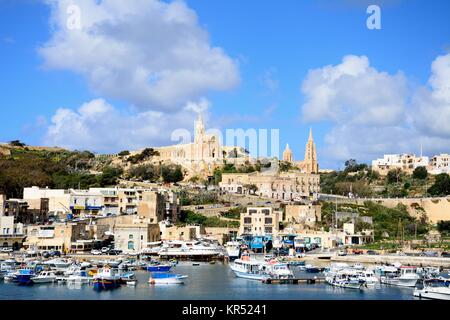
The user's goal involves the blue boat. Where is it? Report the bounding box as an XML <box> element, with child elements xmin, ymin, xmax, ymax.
<box><xmin>146</xmin><ymin>264</ymin><xmax>172</xmax><ymax>272</ymax></box>
<box><xmin>16</xmin><ymin>269</ymin><xmax>36</xmax><ymax>285</ymax></box>
<box><xmin>92</xmin><ymin>267</ymin><xmax>121</xmax><ymax>290</ymax></box>
<box><xmin>148</xmin><ymin>272</ymin><xmax>188</xmax><ymax>285</ymax></box>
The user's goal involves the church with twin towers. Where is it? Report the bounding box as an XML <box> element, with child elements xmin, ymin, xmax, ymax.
<box><xmin>145</xmin><ymin>113</ymin><xmax>319</xmax><ymax>177</ymax></box>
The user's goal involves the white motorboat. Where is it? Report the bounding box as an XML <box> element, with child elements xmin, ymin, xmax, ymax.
<box><xmin>230</xmin><ymin>257</ymin><xmax>270</xmax><ymax>281</ymax></box>
<box><xmin>414</xmin><ymin>278</ymin><xmax>450</xmax><ymax>300</ymax></box>
<box><xmin>356</xmin><ymin>269</ymin><xmax>379</xmax><ymax>286</ymax></box>
<box><xmin>31</xmin><ymin>271</ymin><xmax>57</xmax><ymax>284</ymax></box>
<box><xmin>148</xmin><ymin>273</ymin><xmax>188</xmax><ymax>285</ymax></box>
<box><xmin>326</xmin><ymin>271</ymin><xmax>365</xmax><ymax>290</ymax></box>
<box><xmin>379</xmin><ymin>266</ymin><xmax>420</xmax><ymax>287</ymax></box>
<box><xmin>264</xmin><ymin>261</ymin><xmax>294</xmax><ymax>279</ymax></box>
<box><xmin>44</xmin><ymin>259</ymin><xmax>72</xmax><ymax>270</ymax></box>
<box><xmin>66</xmin><ymin>270</ymin><xmax>91</xmax><ymax>284</ymax></box>
<box><xmin>225</xmin><ymin>241</ymin><xmax>241</xmax><ymax>260</ymax></box>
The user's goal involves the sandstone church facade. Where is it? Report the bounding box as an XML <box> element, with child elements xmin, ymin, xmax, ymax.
<box><xmin>282</xmin><ymin>128</ymin><xmax>319</xmax><ymax>174</ymax></box>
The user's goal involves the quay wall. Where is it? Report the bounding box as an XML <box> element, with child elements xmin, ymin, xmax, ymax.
<box><xmin>327</xmin><ymin>254</ymin><xmax>450</xmax><ymax>268</ymax></box>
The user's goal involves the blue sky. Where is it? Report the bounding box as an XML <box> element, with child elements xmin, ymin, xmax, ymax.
<box><xmin>1</xmin><ymin>0</ymin><xmax>450</xmax><ymax>169</ymax></box>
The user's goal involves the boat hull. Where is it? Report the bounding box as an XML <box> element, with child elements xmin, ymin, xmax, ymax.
<box><xmin>93</xmin><ymin>279</ymin><xmax>121</xmax><ymax>290</ymax></box>
<box><xmin>231</xmin><ymin>269</ymin><xmax>270</xmax><ymax>281</ymax></box>
<box><xmin>31</xmin><ymin>277</ymin><xmax>56</xmax><ymax>284</ymax></box>
<box><xmin>381</xmin><ymin>277</ymin><xmax>418</xmax><ymax>287</ymax></box>
<box><xmin>414</xmin><ymin>289</ymin><xmax>450</xmax><ymax>300</ymax></box>
<box><xmin>146</xmin><ymin>265</ymin><xmax>172</xmax><ymax>272</ymax></box>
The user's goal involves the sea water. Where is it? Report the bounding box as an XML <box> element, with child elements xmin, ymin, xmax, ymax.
<box><xmin>0</xmin><ymin>262</ymin><xmax>416</xmax><ymax>300</ymax></box>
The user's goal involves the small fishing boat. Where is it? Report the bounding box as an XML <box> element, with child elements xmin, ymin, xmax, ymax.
<box><xmin>148</xmin><ymin>273</ymin><xmax>188</xmax><ymax>285</ymax></box>
<box><xmin>31</xmin><ymin>271</ymin><xmax>57</xmax><ymax>284</ymax></box>
<box><xmin>16</xmin><ymin>269</ymin><xmax>36</xmax><ymax>285</ymax></box>
<box><xmin>193</xmin><ymin>263</ymin><xmax>200</xmax><ymax>266</ymax></box>
<box><xmin>414</xmin><ymin>278</ymin><xmax>450</xmax><ymax>300</ymax></box>
<box><xmin>146</xmin><ymin>264</ymin><xmax>172</xmax><ymax>272</ymax></box>
<box><xmin>92</xmin><ymin>266</ymin><xmax>121</xmax><ymax>290</ymax></box>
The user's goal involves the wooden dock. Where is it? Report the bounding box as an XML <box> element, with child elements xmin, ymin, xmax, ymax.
<box><xmin>262</xmin><ymin>277</ymin><xmax>326</xmax><ymax>284</ymax></box>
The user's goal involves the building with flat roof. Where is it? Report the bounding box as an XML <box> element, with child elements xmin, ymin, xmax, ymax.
<box><xmin>239</xmin><ymin>207</ymin><xmax>282</xmax><ymax>236</ymax></box>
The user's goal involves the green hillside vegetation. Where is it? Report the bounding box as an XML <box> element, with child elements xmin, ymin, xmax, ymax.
<box><xmin>320</xmin><ymin>200</ymin><xmax>429</xmax><ymax>241</ymax></box>
<box><xmin>178</xmin><ymin>210</ymin><xmax>239</xmax><ymax>228</ymax></box>
<box><xmin>0</xmin><ymin>144</ymin><xmax>184</xmax><ymax>198</ymax></box>
<box><xmin>320</xmin><ymin>159</ymin><xmax>448</xmax><ymax>198</ymax></box>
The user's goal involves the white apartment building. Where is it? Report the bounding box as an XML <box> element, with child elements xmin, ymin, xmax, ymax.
<box><xmin>371</xmin><ymin>154</ymin><xmax>429</xmax><ymax>175</ymax></box>
<box><xmin>429</xmin><ymin>154</ymin><xmax>450</xmax><ymax>174</ymax></box>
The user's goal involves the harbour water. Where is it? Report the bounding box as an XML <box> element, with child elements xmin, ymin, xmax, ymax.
<box><xmin>0</xmin><ymin>261</ymin><xmax>417</xmax><ymax>300</ymax></box>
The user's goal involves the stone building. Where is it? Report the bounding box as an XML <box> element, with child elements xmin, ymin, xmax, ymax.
<box><xmin>282</xmin><ymin>128</ymin><xmax>319</xmax><ymax>174</ymax></box>
<box><xmin>282</xmin><ymin>144</ymin><xmax>293</xmax><ymax>162</ymax></box>
<box><xmin>285</xmin><ymin>204</ymin><xmax>322</xmax><ymax>228</ymax></box>
<box><xmin>239</xmin><ymin>207</ymin><xmax>282</xmax><ymax>236</ymax></box>
<box><xmin>114</xmin><ymin>220</ymin><xmax>161</xmax><ymax>253</ymax></box>
<box><xmin>220</xmin><ymin>171</ymin><xmax>320</xmax><ymax>201</ymax></box>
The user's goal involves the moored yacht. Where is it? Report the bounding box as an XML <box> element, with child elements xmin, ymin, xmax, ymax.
<box><xmin>230</xmin><ymin>258</ymin><xmax>270</xmax><ymax>281</ymax></box>
<box><xmin>31</xmin><ymin>271</ymin><xmax>57</xmax><ymax>284</ymax></box>
<box><xmin>379</xmin><ymin>266</ymin><xmax>420</xmax><ymax>287</ymax></box>
<box><xmin>414</xmin><ymin>278</ymin><xmax>450</xmax><ymax>300</ymax></box>
<box><xmin>225</xmin><ymin>241</ymin><xmax>241</xmax><ymax>260</ymax></box>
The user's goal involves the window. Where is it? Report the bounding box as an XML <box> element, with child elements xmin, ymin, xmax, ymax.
<box><xmin>265</xmin><ymin>218</ymin><xmax>273</xmax><ymax>224</ymax></box>
<box><xmin>141</xmin><ymin>235</ymin><xmax>144</xmax><ymax>240</ymax></box>
<box><xmin>129</xmin><ymin>234</ymin><xmax>133</xmax><ymax>239</ymax></box>
<box><xmin>265</xmin><ymin>227</ymin><xmax>273</xmax><ymax>234</ymax></box>
<box><xmin>249</xmin><ymin>209</ymin><xmax>257</xmax><ymax>214</ymax></box>
<box><xmin>244</xmin><ymin>217</ymin><xmax>252</xmax><ymax>224</ymax></box>
<box><xmin>128</xmin><ymin>241</ymin><xmax>134</xmax><ymax>250</ymax></box>
<box><xmin>262</xmin><ymin>209</ymin><xmax>270</xmax><ymax>215</ymax></box>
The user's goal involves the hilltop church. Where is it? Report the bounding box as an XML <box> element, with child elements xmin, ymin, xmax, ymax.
<box><xmin>282</xmin><ymin>128</ymin><xmax>319</xmax><ymax>173</ymax></box>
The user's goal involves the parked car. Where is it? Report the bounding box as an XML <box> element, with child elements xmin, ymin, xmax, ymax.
<box><xmin>1</xmin><ymin>247</ymin><xmax>13</xmax><ymax>253</ymax></box>
<box><xmin>366</xmin><ymin>250</ymin><xmax>379</xmax><ymax>255</ymax></box>
<box><xmin>49</xmin><ymin>250</ymin><xmax>61</xmax><ymax>257</ymax></box>
<box><xmin>41</xmin><ymin>251</ymin><xmax>51</xmax><ymax>258</ymax></box>
<box><xmin>441</xmin><ymin>252</ymin><xmax>450</xmax><ymax>258</ymax></box>
<box><xmin>421</xmin><ymin>251</ymin><xmax>439</xmax><ymax>257</ymax></box>
<box><xmin>352</xmin><ymin>249</ymin><xmax>364</xmax><ymax>255</ymax></box>
<box><xmin>337</xmin><ymin>250</ymin><xmax>347</xmax><ymax>256</ymax></box>
<box><xmin>101</xmin><ymin>247</ymin><xmax>110</xmax><ymax>253</ymax></box>
<box><xmin>91</xmin><ymin>250</ymin><xmax>102</xmax><ymax>255</ymax></box>
<box><xmin>108</xmin><ymin>249</ymin><xmax>122</xmax><ymax>256</ymax></box>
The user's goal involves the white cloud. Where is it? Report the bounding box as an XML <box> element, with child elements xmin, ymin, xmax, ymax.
<box><xmin>44</xmin><ymin>98</ymin><xmax>200</xmax><ymax>153</ymax></box>
<box><xmin>301</xmin><ymin>54</ymin><xmax>450</xmax><ymax>167</ymax></box>
<box><xmin>412</xmin><ymin>54</ymin><xmax>450</xmax><ymax>138</ymax></box>
<box><xmin>301</xmin><ymin>55</ymin><xmax>407</xmax><ymax>126</ymax></box>
<box><xmin>39</xmin><ymin>0</ymin><xmax>239</xmax><ymax>111</ymax></box>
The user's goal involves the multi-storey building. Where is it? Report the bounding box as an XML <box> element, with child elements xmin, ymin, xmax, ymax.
<box><xmin>429</xmin><ymin>154</ymin><xmax>450</xmax><ymax>174</ymax></box>
<box><xmin>371</xmin><ymin>154</ymin><xmax>429</xmax><ymax>175</ymax></box>
<box><xmin>239</xmin><ymin>207</ymin><xmax>282</xmax><ymax>236</ymax></box>
<box><xmin>220</xmin><ymin>171</ymin><xmax>320</xmax><ymax>201</ymax></box>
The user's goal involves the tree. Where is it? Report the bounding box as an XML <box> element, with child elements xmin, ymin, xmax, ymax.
<box><xmin>161</xmin><ymin>165</ymin><xmax>184</xmax><ymax>183</ymax></box>
<box><xmin>118</xmin><ymin>150</ymin><xmax>130</xmax><ymax>157</ymax></box>
<box><xmin>244</xmin><ymin>184</ymin><xmax>258</xmax><ymax>195</ymax></box>
<box><xmin>9</xmin><ymin>140</ymin><xmax>26</xmax><ymax>147</ymax></box>
<box><xmin>127</xmin><ymin>164</ymin><xmax>159</xmax><ymax>181</ymax></box>
<box><xmin>387</xmin><ymin>168</ymin><xmax>402</xmax><ymax>184</ymax></box>
<box><xmin>428</xmin><ymin>173</ymin><xmax>450</xmax><ymax>196</ymax></box>
<box><xmin>437</xmin><ymin>220</ymin><xmax>450</xmax><ymax>235</ymax></box>
<box><xmin>412</xmin><ymin>166</ymin><xmax>428</xmax><ymax>180</ymax></box>
<box><xmin>98</xmin><ymin>166</ymin><xmax>123</xmax><ymax>186</ymax></box>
